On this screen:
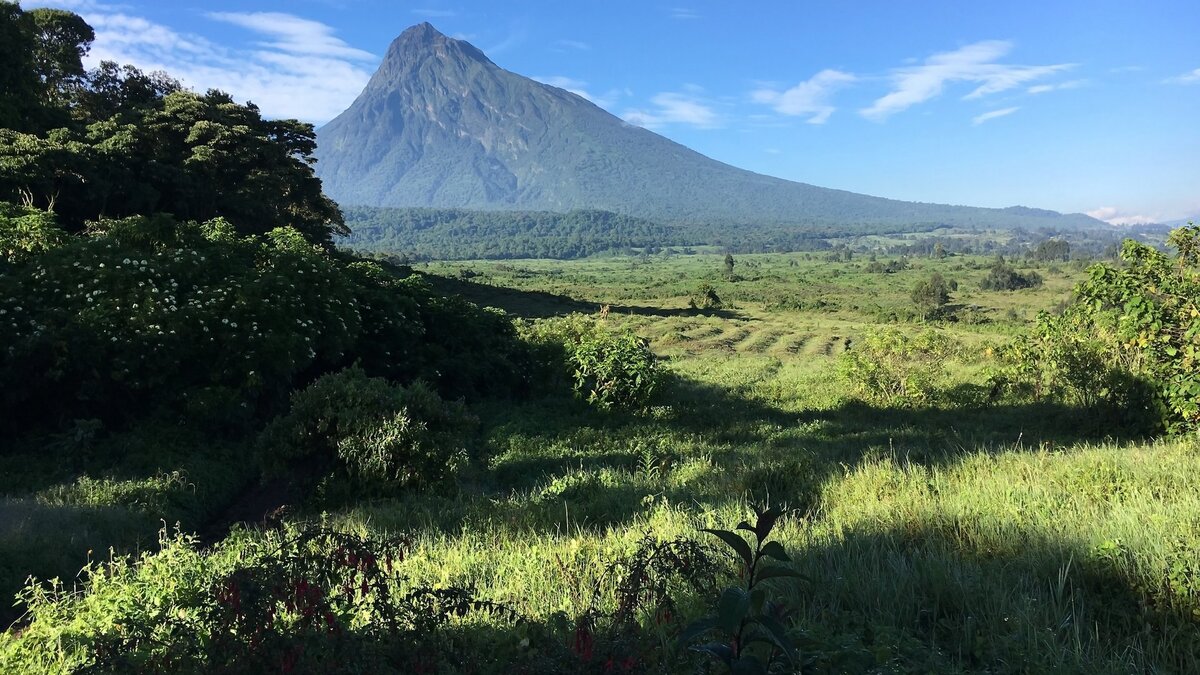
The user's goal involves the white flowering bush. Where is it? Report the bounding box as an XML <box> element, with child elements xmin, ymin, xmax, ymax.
<box><xmin>0</xmin><ymin>210</ymin><xmax>528</xmax><ymax>439</ymax></box>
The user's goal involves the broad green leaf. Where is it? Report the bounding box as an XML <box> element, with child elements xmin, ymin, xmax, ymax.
<box><xmin>702</xmin><ymin>528</ymin><xmax>754</xmax><ymax>570</ymax></box>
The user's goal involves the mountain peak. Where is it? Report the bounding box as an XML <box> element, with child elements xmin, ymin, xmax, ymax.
<box><xmin>380</xmin><ymin>22</ymin><xmax>492</xmax><ymax>72</ymax></box>
<box><xmin>315</xmin><ymin>29</ymin><xmax>1106</xmax><ymax>232</ymax></box>
<box><xmin>397</xmin><ymin>22</ymin><xmax>441</xmax><ymax>43</ymax></box>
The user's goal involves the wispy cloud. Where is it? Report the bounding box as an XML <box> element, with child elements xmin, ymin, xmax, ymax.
<box><xmin>553</xmin><ymin>39</ymin><xmax>591</xmax><ymax>51</ymax></box>
<box><xmin>206</xmin><ymin>12</ymin><xmax>374</xmax><ymax>60</ymax></box>
<box><xmin>972</xmin><ymin>107</ymin><xmax>1019</xmax><ymax>125</ymax></box>
<box><xmin>862</xmin><ymin>41</ymin><xmax>1073</xmax><ymax>120</ymax></box>
<box><xmin>532</xmin><ymin>75</ymin><xmax>622</xmax><ymax>109</ymax></box>
<box><xmin>485</xmin><ymin>23</ymin><xmax>527</xmax><ymax>55</ymax></box>
<box><xmin>1027</xmin><ymin>79</ymin><xmax>1086</xmax><ymax>94</ymax></box>
<box><xmin>411</xmin><ymin>8</ymin><xmax>458</xmax><ymax>18</ymax></box>
<box><xmin>670</xmin><ymin>7</ymin><xmax>701</xmax><ymax>19</ymax></box>
<box><xmin>751</xmin><ymin>69</ymin><xmax>856</xmax><ymax>124</ymax></box>
<box><xmin>1164</xmin><ymin>67</ymin><xmax>1200</xmax><ymax>84</ymax></box>
<box><xmin>41</xmin><ymin>2</ymin><xmax>375</xmax><ymax>123</ymax></box>
<box><xmin>1086</xmin><ymin>206</ymin><xmax>1161</xmax><ymax>225</ymax></box>
<box><xmin>623</xmin><ymin>90</ymin><xmax>719</xmax><ymax>129</ymax></box>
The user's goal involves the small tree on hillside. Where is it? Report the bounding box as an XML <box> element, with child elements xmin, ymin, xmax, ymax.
<box><xmin>723</xmin><ymin>252</ymin><xmax>735</xmax><ymax>279</ymax></box>
<box><xmin>912</xmin><ymin>272</ymin><xmax>951</xmax><ymax>320</ymax></box>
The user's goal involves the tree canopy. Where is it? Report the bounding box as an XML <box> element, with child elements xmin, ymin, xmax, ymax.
<box><xmin>0</xmin><ymin>2</ymin><xmax>343</xmax><ymax>246</ymax></box>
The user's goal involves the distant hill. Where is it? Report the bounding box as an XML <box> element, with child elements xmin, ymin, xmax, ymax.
<box><xmin>315</xmin><ymin>23</ymin><xmax>1107</xmax><ymax>233</ymax></box>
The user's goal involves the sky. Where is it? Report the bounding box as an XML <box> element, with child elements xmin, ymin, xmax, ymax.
<box><xmin>26</xmin><ymin>0</ymin><xmax>1200</xmax><ymax>224</ymax></box>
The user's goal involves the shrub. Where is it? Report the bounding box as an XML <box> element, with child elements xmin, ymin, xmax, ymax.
<box><xmin>0</xmin><ymin>202</ymin><xmax>65</xmax><ymax>263</ymax></box>
<box><xmin>838</xmin><ymin>327</ymin><xmax>956</xmax><ymax>407</ymax></box>
<box><xmin>1070</xmin><ymin>227</ymin><xmax>1200</xmax><ymax>433</ymax></box>
<box><xmin>911</xmin><ymin>272</ymin><xmax>951</xmax><ymax>320</ymax></box>
<box><xmin>989</xmin><ymin>311</ymin><xmax>1158</xmax><ymax>431</ymax></box>
<box><xmin>256</xmin><ymin>366</ymin><xmax>474</xmax><ymax>489</ymax></box>
<box><xmin>688</xmin><ymin>282</ymin><xmax>723</xmax><ymax>310</ymax></box>
<box><xmin>980</xmin><ymin>260</ymin><xmax>1043</xmax><ymax>291</ymax></box>
<box><xmin>519</xmin><ymin>314</ymin><xmax>660</xmax><ymax>411</ymax></box>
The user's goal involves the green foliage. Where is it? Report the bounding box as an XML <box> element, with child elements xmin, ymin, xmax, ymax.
<box><xmin>1</xmin><ymin>526</ymin><xmax>522</xmax><ymax>673</ymax></box>
<box><xmin>257</xmin><ymin>367</ymin><xmax>474</xmax><ymax>490</ymax></box>
<box><xmin>1030</xmin><ymin>238</ymin><xmax>1071</xmax><ymax>262</ymax></box>
<box><xmin>990</xmin><ymin>311</ymin><xmax>1156</xmax><ymax>431</ymax></box>
<box><xmin>688</xmin><ymin>282</ymin><xmax>723</xmax><ymax>311</ymax></box>
<box><xmin>1071</xmin><ymin>226</ymin><xmax>1200</xmax><ymax>432</ymax></box>
<box><xmin>344</xmin><ymin>206</ymin><xmax>690</xmax><ymax>260</ymax></box>
<box><xmin>838</xmin><ymin>328</ymin><xmax>956</xmax><ymax>407</ymax></box>
<box><xmin>681</xmin><ymin>504</ymin><xmax>806</xmax><ymax>674</ymax></box>
<box><xmin>0</xmin><ymin>201</ymin><xmax>65</xmax><ymax>262</ymax></box>
<box><xmin>519</xmin><ymin>314</ymin><xmax>660</xmax><ymax>411</ymax></box>
<box><xmin>0</xmin><ymin>210</ymin><xmax>526</xmax><ymax>438</ymax></box>
<box><xmin>980</xmin><ymin>259</ymin><xmax>1044</xmax><ymax>291</ymax></box>
<box><xmin>991</xmin><ymin>227</ymin><xmax>1199</xmax><ymax>433</ymax></box>
<box><xmin>910</xmin><ymin>271</ymin><xmax>951</xmax><ymax>320</ymax></box>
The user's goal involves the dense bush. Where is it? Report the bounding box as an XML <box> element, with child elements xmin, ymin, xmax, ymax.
<box><xmin>910</xmin><ymin>272</ymin><xmax>951</xmax><ymax>320</ymax></box>
<box><xmin>520</xmin><ymin>314</ymin><xmax>660</xmax><ymax>411</ymax></box>
<box><xmin>990</xmin><ymin>226</ymin><xmax>1199</xmax><ymax>434</ymax></box>
<box><xmin>838</xmin><ymin>328</ymin><xmax>957</xmax><ymax>407</ymax></box>
<box><xmin>257</xmin><ymin>366</ymin><xmax>474</xmax><ymax>490</ymax></box>
<box><xmin>980</xmin><ymin>259</ymin><xmax>1043</xmax><ymax>291</ymax></box>
<box><xmin>687</xmin><ymin>282</ymin><xmax>722</xmax><ymax>310</ymax></box>
<box><xmin>0</xmin><ymin>209</ymin><xmax>529</xmax><ymax>439</ymax></box>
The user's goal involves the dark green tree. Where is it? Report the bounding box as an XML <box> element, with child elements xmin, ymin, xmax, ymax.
<box><xmin>27</xmin><ymin>7</ymin><xmax>95</xmax><ymax>109</ymax></box>
<box><xmin>912</xmin><ymin>272</ymin><xmax>951</xmax><ymax>320</ymax></box>
<box><xmin>0</xmin><ymin>2</ymin><xmax>42</xmax><ymax>131</ymax></box>
<box><xmin>723</xmin><ymin>252</ymin><xmax>735</xmax><ymax>278</ymax></box>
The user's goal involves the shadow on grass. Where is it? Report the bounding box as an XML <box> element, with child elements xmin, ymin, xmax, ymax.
<box><xmin>427</xmin><ymin>274</ymin><xmax>746</xmax><ymax>320</ymax></box>
<box><xmin>335</xmin><ymin>369</ymin><xmax>1154</xmax><ymax>540</ymax></box>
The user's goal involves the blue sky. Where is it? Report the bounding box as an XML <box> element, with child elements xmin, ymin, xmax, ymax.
<box><xmin>29</xmin><ymin>0</ymin><xmax>1200</xmax><ymax>223</ymax></box>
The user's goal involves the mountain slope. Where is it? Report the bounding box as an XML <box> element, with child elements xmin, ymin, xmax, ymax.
<box><xmin>315</xmin><ymin>23</ymin><xmax>1104</xmax><ymax>231</ymax></box>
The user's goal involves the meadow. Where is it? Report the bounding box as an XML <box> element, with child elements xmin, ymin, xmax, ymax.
<box><xmin>5</xmin><ymin>247</ymin><xmax>1199</xmax><ymax>673</ymax></box>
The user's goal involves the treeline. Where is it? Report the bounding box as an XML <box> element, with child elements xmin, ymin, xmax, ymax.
<box><xmin>341</xmin><ymin>205</ymin><xmax>956</xmax><ymax>260</ymax></box>
<box><xmin>341</xmin><ymin>206</ymin><xmax>694</xmax><ymax>259</ymax></box>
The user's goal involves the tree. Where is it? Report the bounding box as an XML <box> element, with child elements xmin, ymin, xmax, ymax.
<box><xmin>911</xmin><ymin>272</ymin><xmax>951</xmax><ymax>320</ymax></box>
<box><xmin>981</xmin><ymin>260</ymin><xmax>1043</xmax><ymax>291</ymax></box>
<box><xmin>1031</xmin><ymin>238</ymin><xmax>1070</xmax><ymax>262</ymax></box>
<box><xmin>723</xmin><ymin>252</ymin><xmax>735</xmax><ymax>279</ymax></box>
<box><xmin>0</xmin><ymin>2</ymin><xmax>42</xmax><ymax>131</ymax></box>
<box><xmin>27</xmin><ymin>7</ymin><xmax>95</xmax><ymax>109</ymax></box>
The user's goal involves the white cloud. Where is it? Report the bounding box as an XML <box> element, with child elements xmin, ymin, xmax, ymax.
<box><xmin>1027</xmin><ymin>79</ymin><xmax>1085</xmax><ymax>94</ymax></box>
<box><xmin>670</xmin><ymin>7</ymin><xmax>701</xmax><ymax>19</ymax></box>
<box><xmin>971</xmin><ymin>107</ymin><xmax>1019</xmax><ymax>125</ymax></box>
<box><xmin>1086</xmin><ymin>206</ymin><xmax>1161</xmax><ymax>225</ymax></box>
<box><xmin>37</xmin><ymin>5</ymin><xmax>376</xmax><ymax>123</ymax></box>
<box><xmin>532</xmin><ymin>75</ymin><xmax>622</xmax><ymax>108</ymax></box>
<box><xmin>622</xmin><ymin>91</ymin><xmax>719</xmax><ymax>129</ymax></box>
<box><xmin>752</xmin><ymin>69</ymin><xmax>856</xmax><ymax>124</ymax></box>
<box><xmin>1165</xmin><ymin>67</ymin><xmax>1200</xmax><ymax>84</ymax></box>
<box><xmin>862</xmin><ymin>41</ymin><xmax>1073</xmax><ymax>120</ymax></box>
<box><xmin>206</xmin><ymin>12</ymin><xmax>374</xmax><ymax>61</ymax></box>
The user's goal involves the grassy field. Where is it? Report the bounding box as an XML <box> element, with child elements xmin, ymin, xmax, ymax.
<box><xmin>4</xmin><ymin>250</ymin><xmax>1199</xmax><ymax>672</ymax></box>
